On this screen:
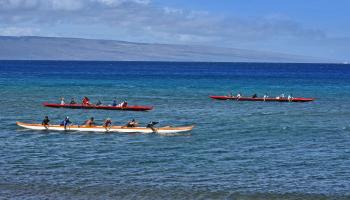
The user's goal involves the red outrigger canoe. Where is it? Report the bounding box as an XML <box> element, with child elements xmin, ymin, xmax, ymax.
<box><xmin>43</xmin><ymin>103</ymin><xmax>153</xmax><ymax>111</ymax></box>
<box><xmin>209</xmin><ymin>96</ymin><xmax>314</xmax><ymax>102</ymax></box>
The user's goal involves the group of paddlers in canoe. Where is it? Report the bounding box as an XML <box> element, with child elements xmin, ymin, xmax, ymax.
<box><xmin>230</xmin><ymin>92</ymin><xmax>294</xmax><ymax>101</ymax></box>
<box><xmin>60</xmin><ymin>96</ymin><xmax>128</xmax><ymax>107</ymax></box>
<box><xmin>41</xmin><ymin>116</ymin><xmax>160</xmax><ymax>132</ymax></box>
<box><xmin>209</xmin><ymin>92</ymin><xmax>315</xmax><ymax>102</ymax></box>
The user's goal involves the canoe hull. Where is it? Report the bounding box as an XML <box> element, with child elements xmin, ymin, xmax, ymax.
<box><xmin>16</xmin><ymin>122</ymin><xmax>194</xmax><ymax>134</ymax></box>
<box><xmin>43</xmin><ymin>103</ymin><xmax>153</xmax><ymax>111</ymax></box>
<box><xmin>209</xmin><ymin>96</ymin><xmax>314</xmax><ymax>102</ymax></box>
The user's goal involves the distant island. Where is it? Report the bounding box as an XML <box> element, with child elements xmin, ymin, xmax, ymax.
<box><xmin>0</xmin><ymin>36</ymin><xmax>327</xmax><ymax>63</ymax></box>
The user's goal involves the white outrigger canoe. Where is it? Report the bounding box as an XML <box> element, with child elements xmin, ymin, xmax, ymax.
<box><xmin>16</xmin><ymin>122</ymin><xmax>194</xmax><ymax>134</ymax></box>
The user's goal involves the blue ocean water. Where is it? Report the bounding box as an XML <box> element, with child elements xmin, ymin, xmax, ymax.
<box><xmin>0</xmin><ymin>61</ymin><xmax>349</xmax><ymax>199</ymax></box>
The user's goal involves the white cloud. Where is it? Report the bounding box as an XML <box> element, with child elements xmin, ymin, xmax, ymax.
<box><xmin>95</xmin><ymin>0</ymin><xmax>150</xmax><ymax>7</ymax></box>
<box><xmin>0</xmin><ymin>0</ymin><xmax>149</xmax><ymax>11</ymax></box>
<box><xmin>0</xmin><ymin>0</ymin><xmax>341</xmax><ymax>59</ymax></box>
<box><xmin>0</xmin><ymin>26</ymin><xmax>40</xmax><ymax>36</ymax></box>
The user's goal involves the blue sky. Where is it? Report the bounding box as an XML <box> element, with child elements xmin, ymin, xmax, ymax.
<box><xmin>0</xmin><ymin>0</ymin><xmax>349</xmax><ymax>61</ymax></box>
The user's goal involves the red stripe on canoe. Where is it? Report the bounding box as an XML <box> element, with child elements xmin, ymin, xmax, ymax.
<box><xmin>209</xmin><ymin>96</ymin><xmax>314</xmax><ymax>102</ymax></box>
<box><xmin>43</xmin><ymin>103</ymin><xmax>153</xmax><ymax>111</ymax></box>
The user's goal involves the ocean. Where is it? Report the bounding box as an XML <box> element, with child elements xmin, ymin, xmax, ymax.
<box><xmin>0</xmin><ymin>61</ymin><xmax>349</xmax><ymax>199</ymax></box>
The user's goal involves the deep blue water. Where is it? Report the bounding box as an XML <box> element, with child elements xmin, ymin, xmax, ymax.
<box><xmin>0</xmin><ymin>61</ymin><xmax>350</xmax><ymax>199</ymax></box>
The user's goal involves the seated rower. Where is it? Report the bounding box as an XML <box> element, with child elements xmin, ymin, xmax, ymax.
<box><xmin>70</xmin><ymin>98</ymin><xmax>76</xmax><ymax>104</ymax></box>
<box><xmin>276</xmin><ymin>93</ymin><xmax>285</xmax><ymax>100</ymax></box>
<box><xmin>84</xmin><ymin>117</ymin><xmax>95</xmax><ymax>127</ymax></box>
<box><xmin>118</xmin><ymin>101</ymin><xmax>128</xmax><ymax>107</ymax></box>
<box><xmin>263</xmin><ymin>94</ymin><xmax>268</xmax><ymax>101</ymax></box>
<box><xmin>237</xmin><ymin>93</ymin><xmax>242</xmax><ymax>98</ymax></box>
<box><xmin>82</xmin><ymin>96</ymin><xmax>90</xmax><ymax>105</ymax></box>
<box><xmin>103</xmin><ymin>118</ymin><xmax>112</xmax><ymax>128</ymax></box>
<box><xmin>60</xmin><ymin>97</ymin><xmax>65</xmax><ymax>105</ymax></box>
<box><xmin>288</xmin><ymin>94</ymin><xmax>293</xmax><ymax>101</ymax></box>
<box><xmin>42</xmin><ymin>116</ymin><xmax>50</xmax><ymax>126</ymax></box>
<box><xmin>252</xmin><ymin>94</ymin><xmax>257</xmax><ymax>98</ymax></box>
<box><xmin>126</xmin><ymin>119</ymin><xmax>138</xmax><ymax>127</ymax></box>
<box><xmin>122</xmin><ymin>101</ymin><xmax>128</xmax><ymax>107</ymax></box>
<box><xmin>117</xmin><ymin>101</ymin><xmax>128</xmax><ymax>108</ymax></box>
<box><xmin>112</xmin><ymin>98</ymin><xmax>117</xmax><ymax>106</ymax></box>
<box><xmin>60</xmin><ymin>116</ymin><xmax>72</xmax><ymax>129</ymax></box>
<box><xmin>96</xmin><ymin>99</ymin><xmax>102</xmax><ymax>106</ymax></box>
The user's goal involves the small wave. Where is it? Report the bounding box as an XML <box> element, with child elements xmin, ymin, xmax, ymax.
<box><xmin>157</xmin><ymin>132</ymin><xmax>192</xmax><ymax>137</ymax></box>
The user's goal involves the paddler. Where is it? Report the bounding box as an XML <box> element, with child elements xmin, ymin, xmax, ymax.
<box><xmin>112</xmin><ymin>98</ymin><xmax>117</xmax><ymax>106</ymax></box>
<box><xmin>70</xmin><ymin>98</ymin><xmax>76</xmax><ymax>104</ymax></box>
<box><xmin>42</xmin><ymin>116</ymin><xmax>50</xmax><ymax>126</ymax></box>
<box><xmin>103</xmin><ymin>118</ymin><xmax>112</xmax><ymax>128</ymax></box>
<box><xmin>84</xmin><ymin>117</ymin><xmax>95</xmax><ymax>127</ymax></box>
<box><xmin>96</xmin><ymin>99</ymin><xmax>102</xmax><ymax>106</ymax></box>
<box><xmin>82</xmin><ymin>96</ymin><xmax>90</xmax><ymax>105</ymax></box>
<box><xmin>61</xmin><ymin>116</ymin><xmax>72</xmax><ymax>130</ymax></box>
<box><xmin>60</xmin><ymin>97</ymin><xmax>65</xmax><ymax>105</ymax></box>
<box><xmin>263</xmin><ymin>93</ymin><xmax>268</xmax><ymax>101</ymax></box>
<box><xmin>288</xmin><ymin>94</ymin><xmax>293</xmax><ymax>102</ymax></box>
<box><xmin>126</xmin><ymin>119</ymin><xmax>138</xmax><ymax>127</ymax></box>
<box><xmin>118</xmin><ymin>101</ymin><xmax>128</xmax><ymax>107</ymax></box>
<box><xmin>237</xmin><ymin>92</ymin><xmax>242</xmax><ymax>98</ymax></box>
<box><xmin>252</xmin><ymin>94</ymin><xmax>257</xmax><ymax>98</ymax></box>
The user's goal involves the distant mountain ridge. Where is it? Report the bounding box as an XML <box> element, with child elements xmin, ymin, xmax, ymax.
<box><xmin>0</xmin><ymin>36</ymin><xmax>326</xmax><ymax>62</ymax></box>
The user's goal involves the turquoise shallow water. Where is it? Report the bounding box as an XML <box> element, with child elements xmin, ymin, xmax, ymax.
<box><xmin>0</xmin><ymin>61</ymin><xmax>350</xmax><ymax>199</ymax></box>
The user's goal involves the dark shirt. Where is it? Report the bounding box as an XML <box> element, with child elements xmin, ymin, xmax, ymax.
<box><xmin>42</xmin><ymin>118</ymin><xmax>50</xmax><ymax>125</ymax></box>
<box><xmin>104</xmin><ymin>120</ymin><xmax>112</xmax><ymax>127</ymax></box>
<box><xmin>61</xmin><ymin>119</ymin><xmax>71</xmax><ymax>126</ymax></box>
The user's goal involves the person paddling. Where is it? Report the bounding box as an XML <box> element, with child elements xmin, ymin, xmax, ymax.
<box><xmin>126</xmin><ymin>119</ymin><xmax>138</xmax><ymax>127</ymax></box>
<box><xmin>42</xmin><ymin>116</ymin><xmax>50</xmax><ymax>129</ymax></box>
<box><xmin>84</xmin><ymin>117</ymin><xmax>95</xmax><ymax>127</ymax></box>
<box><xmin>118</xmin><ymin>101</ymin><xmax>128</xmax><ymax>107</ymax></box>
<box><xmin>61</xmin><ymin>116</ymin><xmax>72</xmax><ymax>130</ymax></box>
<box><xmin>42</xmin><ymin>116</ymin><xmax>50</xmax><ymax>125</ymax></box>
<box><xmin>70</xmin><ymin>98</ymin><xmax>76</xmax><ymax>104</ymax></box>
<box><xmin>60</xmin><ymin>97</ymin><xmax>65</xmax><ymax>105</ymax></box>
<box><xmin>82</xmin><ymin>96</ymin><xmax>90</xmax><ymax>105</ymax></box>
<box><xmin>96</xmin><ymin>99</ymin><xmax>102</xmax><ymax>106</ymax></box>
<box><xmin>112</xmin><ymin>98</ymin><xmax>117</xmax><ymax>106</ymax></box>
<box><xmin>103</xmin><ymin>118</ymin><xmax>112</xmax><ymax>128</ymax></box>
<box><xmin>263</xmin><ymin>93</ymin><xmax>268</xmax><ymax>101</ymax></box>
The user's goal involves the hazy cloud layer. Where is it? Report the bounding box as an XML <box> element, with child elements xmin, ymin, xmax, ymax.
<box><xmin>0</xmin><ymin>0</ymin><xmax>348</xmax><ymax>60</ymax></box>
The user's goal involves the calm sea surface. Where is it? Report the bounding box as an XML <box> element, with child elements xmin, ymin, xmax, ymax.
<box><xmin>0</xmin><ymin>61</ymin><xmax>349</xmax><ymax>199</ymax></box>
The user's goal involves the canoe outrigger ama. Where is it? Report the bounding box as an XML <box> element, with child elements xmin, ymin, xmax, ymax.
<box><xmin>16</xmin><ymin>122</ymin><xmax>194</xmax><ymax>134</ymax></box>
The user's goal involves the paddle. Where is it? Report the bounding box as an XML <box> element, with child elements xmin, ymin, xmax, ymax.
<box><xmin>104</xmin><ymin>124</ymin><xmax>112</xmax><ymax>132</ymax></box>
<box><xmin>147</xmin><ymin>121</ymin><xmax>159</xmax><ymax>133</ymax></box>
